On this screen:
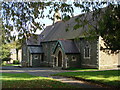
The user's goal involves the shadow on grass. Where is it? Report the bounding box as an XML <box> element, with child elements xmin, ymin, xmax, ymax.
<box><xmin>2</xmin><ymin>73</ymin><xmax>76</xmax><ymax>88</ymax></box>
<box><xmin>53</xmin><ymin>70</ymin><xmax>120</xmax><ymax>87</ymax></box>
<box><xmin>2</xmin><ymin>80</ymin><xmax>75</xmax><ymax>88</ymax></box>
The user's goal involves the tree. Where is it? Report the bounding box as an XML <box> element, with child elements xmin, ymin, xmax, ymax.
<box><xmin>98</xmin><ymin>4</ymin><xmax>120</xmax><ymax>53</ymax></box>
<box><xmin>9</xmin><ymin>40</ymin><xmax>22</xmax><ymax>60</ymax></box>
<box><xmin>0</xmin><ymin>4</ymin><xmax>11</xmax><ymax>63</ymax></box>
<box><xmin>2</xmin><ymin>1</ymin><xmax>73</xmax><ymax>41</ymax></box>
<box><xmin>0</xmin><ymin>44</ymin><xmax>11</xmax><ymax>61</ymax></box>
<box><xmin>2</xmin><ymin>57</ymin><xmax>11</xmax><ymax>63</ymax></box>
<box><xmin>1</xmin><ymin>1</ymin><xmax>120</xmax><ymax>53</ymax></box>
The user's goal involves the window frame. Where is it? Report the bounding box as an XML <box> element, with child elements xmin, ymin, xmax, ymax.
<box><xmin>34</xmin><ymin>55</ymin><xmax>39</xmax><ymax>59</ymax></box>
<box><xmin>84</xmin><ymin>45</ymin><xmax>91</xmax><ymax>59</ymax></box>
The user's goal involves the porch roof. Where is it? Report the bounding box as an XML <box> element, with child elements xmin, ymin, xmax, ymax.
<box><xmin>53</xmin><ymin>40</ymin><xmax>80</xmax><ymax>54</ymax></box>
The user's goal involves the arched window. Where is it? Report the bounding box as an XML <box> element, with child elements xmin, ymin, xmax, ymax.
<box><xmin>84</xmin><ymin>45</ymin><xmax>90</xmax><ymax>59</ymax></box>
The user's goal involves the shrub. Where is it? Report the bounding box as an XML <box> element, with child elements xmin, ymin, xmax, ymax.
<box><xmin>2</xmin><ymin>61</ymin><xmax>6</xmax><ymax>66</ymax></box>
<box><xmin>2</xmin><ymin>57</ymin><xmax>11</xmax><ymax>62</ymax></box>
<box><xmin>13</xmin><ymin>60</ymin><xmax>20</xmax><ymax>64</ymax></box>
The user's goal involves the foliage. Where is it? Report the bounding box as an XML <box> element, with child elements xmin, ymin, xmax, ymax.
<box><xmin>2</xmin><ymin>73</ymin><xmax>76</xmax><ymax>88</ymax></box>
<box><xmin>13</xmin><ymin>60</ymin><xmax>20</xmax><ymax>64</ymax></box>
<box><xmin>9</xmin><ymin>40</ymin><xmax>22</xmax><ymax>60</ymax></box>
<box><xmin>0</xmin><ymin>41</ymin><xmax>22</xmax><ymax>62</ymax></box>
<box><xmin>2</xmin><ymin>63</ymin><xmax>20</xmax><ymax>66</ymax></box>
<box><xmin>2</xmin><ymin>1</ymin><xmax>73</xmax><ymax>41</ymax></box>
<box><xmin>53</xmin><ymin>70</ymin><xmax>120</xmax><ymax>87</ymax></box>
<box><xmin>98</xmin><ymin>5</ymin><xmax>120</xmax><ymax>53</ymax></box>
<box><xmin>2</xmin><ymin>57</ymin><xmax>11</xmax><ymax>62</ymax></box>
<box><xmin>1</xmin><ymin>1</ymin><xmax>120</xmax><ymax>53</ymax></box>
<box><xmin>1</xmin><ymin>61</ymin><xmax>6</xmax><ymax>66</ymax></box>
<box><xmin>0</xmin><ymin>44</ymin><xmax>11</xmax><ymax>60</ymax></box>
<box><xmin>9</xmin><ymin>40</ymin><xmax>21</xmax><ymax>50</ymax></box>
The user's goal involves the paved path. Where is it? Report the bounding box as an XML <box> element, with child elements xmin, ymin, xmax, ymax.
<box><xmin>1</xmin><ymin>66</ymin><xmax>110</xmax><ymax>88</ymax></box>
<box><xmin>1</xmin><ymin>66</ymin><xmax>71</xmax><ymax>77</ymax></box>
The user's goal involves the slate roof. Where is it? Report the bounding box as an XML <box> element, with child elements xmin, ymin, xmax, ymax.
<box><xmin>26</xmin><ymin>25</ymin><xmax>53</xmax><ymax>45</ymax></box>
<box><xmin>42</xmin><ymin>12</ymin><xmax>96</xmax><ymax>42</ymax></box>
<box><xmin>28</xmin><ymin>46</ymin><xmax>43</xmax><ymax>54</ymax></box>
<box><xmin>40</xmin><ymin>25</ymin><xmax>53</xmax><ymax>38</ymax></box>
<box><xmin>53</xmin><ymin>40</ymin><xmax>80</xmax><ymax>54</ymax></box>
<box><xmin>27</xmin><ymin>11</ymin><xmax>96</xmax><ymax>44</ymax></box>
<box><xmin>27</xmin><ymin>35</ymin><xmax>42</xmax><ymax>45</ymax></box>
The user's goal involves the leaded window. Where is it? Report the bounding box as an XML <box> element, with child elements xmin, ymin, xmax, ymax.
<box><xmin>84</xmin><ymin>45</ymin><xmax>90</xmax><ymax>59</ymax></box>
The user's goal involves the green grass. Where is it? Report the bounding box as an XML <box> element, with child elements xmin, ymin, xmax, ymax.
<box><xmin>66</xmin><ymin>68</ymin><xmax>98</xmax><ymax>71</ymax></box>
<box><xmin>2</xmin><ymin>63</ymin><xmax>21</xmax><ymax>66</ymax></box>
<box><xmin>53</xmin><ymin>70</ymin><xmax>120</xmax><ymax>87</ymax></box>
<box><xmin>1</xmin><ymin>73</ymin><xmax>76</xmax><ymax>88</ymax></box>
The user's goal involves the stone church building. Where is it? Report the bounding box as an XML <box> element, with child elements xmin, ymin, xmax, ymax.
<box><xmin>21</xmin><ymin>12</ymin><xmax>120</xmax><ymax>69</ymax></box>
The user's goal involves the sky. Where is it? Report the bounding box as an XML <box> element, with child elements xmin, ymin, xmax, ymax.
<box><xmin>1</xmin><ymin>0</ymin><xmax>115</xmax><ymax>34</ymax></box>
<box><xmin>34</xmin><ymin>0</ymin><xmax>84</xmax><ymax>34</ymax></box>
<box><xmin>1</xmin><ymin>0</ymin><xmax>82</xmax><ymax>34</ymax></box>
<box><xmin>34</xmin><ymin>0</ymin><xmax>108</xmax><ymax>34</ymax></box>
<box><xmin>36</xmin><ymin>0</ymin><xmax>82</xmax><ymax>26</ymax></box>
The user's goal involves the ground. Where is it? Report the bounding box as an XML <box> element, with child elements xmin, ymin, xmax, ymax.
<box><xmin>1</xmin><ymin>66</ymin><xmax>119</xmax><ymax>89</ymax></box>
<box><xmin>2</xmin><ymin>73</ymin><xmax>76</xmax><ymax>88</ymax></box>
<box><xmin>53</xmin><ymin>70</ymin><xmax>120</xmax><ymax>87</ymax></box>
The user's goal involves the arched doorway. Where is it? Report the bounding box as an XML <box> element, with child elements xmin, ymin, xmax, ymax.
<box><xmin>58</xmin><ymin>51</ymin><xmax>62</xmax><ymax>67</ymax></box>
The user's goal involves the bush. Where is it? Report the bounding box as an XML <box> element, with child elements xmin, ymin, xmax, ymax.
<box><xmin>2</xmin><ymin>57</ymin><xmax>11</xmax><ymax>62</ymax></box>
<box><xmin>13</xmin><ymin>60</ymin><xmax>20</xmax><ymax>64</ymax></box>
<box><xmin>2</xmin><ymin>61</ymin><xmax>6</xmax><ymax>66</ymax></box>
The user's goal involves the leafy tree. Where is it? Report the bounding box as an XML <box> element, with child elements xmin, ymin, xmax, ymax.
<box><xmin>0</xmin><ymin>4</ymin><xmax>11</xmax><ymax>63</ymax></box>
<box><xmin>2</xmin><ymin>57</ymin><xmax>11</xmax><ymax>62</ymax></box>
<box><xmin>2</xmin><ymin>1</ymin><xmax>73</xmax><ymax>41</ymax></box>
<box><xmin>9</xmin><ymin>40</ymin><xmax>22</xmax><ymax>60</ymax></box>
<box><xmin>98</xmin><ymin>5</ymin><xmax>120</xmax><ymax>53</ymax></box>
<box><xmin>1</xmin><ymin>1</ymin><xmax>120</xmax><ymax>53</ymax></box>
<box><xmin>0</xmin><ymin>44</ymin><xmax>11</xmax><ymax>60</ymax></box>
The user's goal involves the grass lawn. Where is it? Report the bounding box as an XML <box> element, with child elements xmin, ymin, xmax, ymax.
<box><xmin>2</xmin><ymin>63</ymin><xmax>21</xmax><ymax>66</ymax></box>
<box><xmin>53</xmin><ymin>70</ymin><xmax>120</xmax><ymax>87</ymax></box>
<box><xmin>1</xmin><ymin>73</ymin><xmax>76</xmax><ymax>88</ymax></box>
<box><xmin>66</xmin><ymin>68</ymin><xmax>98</xmax><ymax>71</ymax></box>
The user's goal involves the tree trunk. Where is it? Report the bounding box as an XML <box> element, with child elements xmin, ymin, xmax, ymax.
<box><xmin>16</xmin><ymin>49</ymin><xmax>18</xmax><ymax>60</ymax></box>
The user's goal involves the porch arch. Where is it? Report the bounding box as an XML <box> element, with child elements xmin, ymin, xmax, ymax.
<box><xmin>58</xmin><ymin>51</ymin><xmax>62</xmax><ymax>67</ymax></box>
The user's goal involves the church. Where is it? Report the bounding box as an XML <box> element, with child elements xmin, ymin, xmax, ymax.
<box><xmin>21</xmin><ymin>11</ymin><xmax>120</xmax><ymax>69</ymax></box>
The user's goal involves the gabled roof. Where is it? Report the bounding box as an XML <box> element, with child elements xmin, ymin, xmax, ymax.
<box><xmin>27</xmin><ymin>9</ymin><xmax>99</xmax><ymax>45</ymax></box>
<box><xmin>26</xmin><ymin>25</ymin><xmax>53</xmax><ymax>45</ymax></box>
<box><xmin>53</xmin><ymin>40</ymin><xmax>80</xmax><ymax>54</ymax></box>
<box><xmin>28</xmin><ymin>46</ymin><xmax>43</xmax><ymax>54</ymax></box>
<box><xmin>42</xmin><ymin>11</ymin><xmax>96</xmax><ymax>42</ymax></box>
<box><xmin>27</xmin><ymin>35</ymin><xmax>42</xmax><ymax>45</ymax></box>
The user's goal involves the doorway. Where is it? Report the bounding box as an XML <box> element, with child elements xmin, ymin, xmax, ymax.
<box><xmin>58</xmin><ymin>51</ymin><xmax>62</xmax><ymax>67</ymax></box>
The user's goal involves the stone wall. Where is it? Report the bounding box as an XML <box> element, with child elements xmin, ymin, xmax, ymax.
<box><xmin>99</xmin><ymin>36</ymin><xmax>119</xmax><ymax>69</ymax></box>
<box><xmin>74</xmin><ymin>38</ymin><xmax>99</xmax><ymax>69</ymax></box>
<box><xmin>21</xmin><ymin>41</ymin><xmax>29</xmax><ymax>67</ymax></box>
<box><xmin>66</xmin><ymin>54</ymin><xmax>81</xmax><ymax>68</ymax></box>
<box><xmin>31</xmin><ymin>54</ymin><xmax>41</xmax><ymax>67</ymax></box>
<box><xmin>41</xmin><ymin>41</ymin><xmax>57</xmax><ymax>67</ymax></box>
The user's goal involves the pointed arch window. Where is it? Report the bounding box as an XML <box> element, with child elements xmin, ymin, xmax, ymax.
<box><xmin>84</xmin><ymin>45</ymin><xmax>90</xmax><ymax>59</ymax></box>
